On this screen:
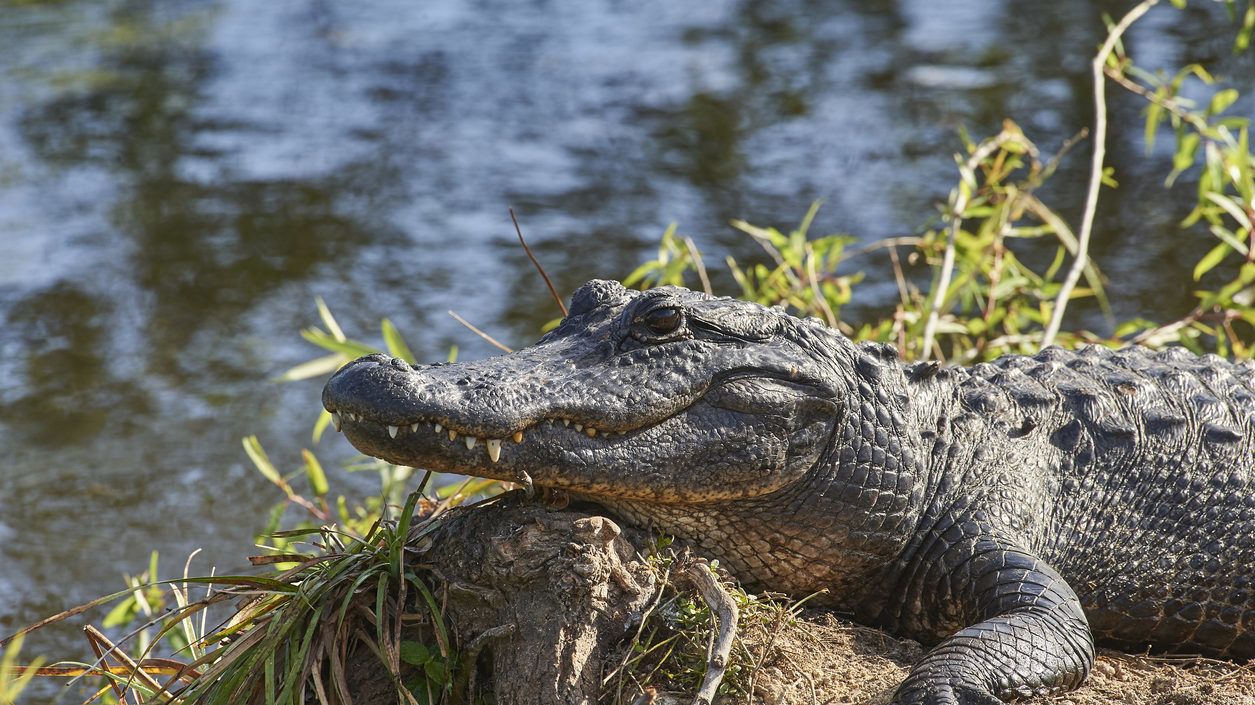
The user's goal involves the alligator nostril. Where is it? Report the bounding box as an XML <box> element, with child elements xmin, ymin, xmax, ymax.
<box><xmin>389</xmin><ymin>358</ymin><xmax>411</xmax><ymax>371</ymax></box>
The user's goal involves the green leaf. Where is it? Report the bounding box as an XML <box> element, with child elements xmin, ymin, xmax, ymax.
<box><xmin>277</xmin><ymin>353</ymin><xmax>344</xmax><ymax>382</ymax></box>
<box><xmin>312</xmin><ymin>408</ymin><xmax>332</xmax><ymax>444</ymax></box>
<box><xmin>101</xmin><ymin>596</ymin><xmax>137</xmax><ymax>628</ymax></box>
<box><xmin>1169</xmin><ymin>0</ymin><xmax>1186</xmax><ymax>8</ymax></box>
<box><xmin>424</xmin><ymin>658</ymin><xmax>448</xmax><ymax>685</ymax></box>
<box><xmin>1194</xmin><ymin>242</ymin><xmax>1232</xmax><ymax>280</ymax></box>
<box><xmin>622</xmin><ymin>260</ymin><xmax>659</xmax><ymax>288</ymax></box>
<box><xmin>315</xmin><ymin>296</ymin><xmax>346</xmax><ymax>342</ymax></box>
<box><xmin>1208</xmin><ymin>89</ymin><xmax>1240</xmax><ymax>116</ymax></box>
<box><xmin>1240</xmin><ymin>3</ymin><xmax>1255</xmax><ymax>51</ymax></box>
<box><xmin>172</xmin><ymin>575</ymin><xmax>301</xmax><ymax>592</ymax></box>
<box><xmin>1145</xmin><ymin>101</ymin><xmax>1164</xmax><ymax>152</ymax></box>
<box><xmin>1217</xmin><ymin>262</ymin><xmax>1255</xmax><ymax>301</ymax></box>
<box><xmin>301</xmin><ymin>449</ymin><xmax>329</xmax><ymax>497</ymax></box>
<box><xmin>300</xmin><ymin>328</ymin><xmax>378</xmax><ymax>357</ymax></box>
<box><xmin>407</xmin><ymin>573</ymin><xmax>451</xmax><ymax>659</ymax></box>
<box><xmin>1101</xmin><ymin>166</ymin><xmax>1119</xmax><ymax>188</ymax></box>
<box><xmin>400</xmin><ymin>641</ymin><xmax>432</xmax><ymax>666</ymax></box>
<box><xmin>1187</xmin><ymin>64</ymin><xmax>1215</xmax><ymax>85</ymax></box>
<box><xmin>1168</xmin><ymin>132</ymin><xmax>1201</xmax><ymax>185</ymax></box>
<box><xmin>243</xmin><ymin>435</ymin><xmax>282</xmax><ymax>486</ymax></box>
<box><xmin>381</xmin><ymin>319</ymin><xmax>416</xmax><ymax>364</ymax></box>
<box><xmin>1210</xmin><ymin>223</ymin><xmax>1252</xmax><ymax>255</ymax></box>
<box><xmin>1205</xmin><ymin>192</ymin><xmax>1254</xmax><ymax>231</ymax></box>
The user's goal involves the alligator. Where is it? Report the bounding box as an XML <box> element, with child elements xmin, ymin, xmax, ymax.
<box><xmin>322</xmin><ymin>279</ymin><xmax>1255</xmax><ymax>705</ymax></box>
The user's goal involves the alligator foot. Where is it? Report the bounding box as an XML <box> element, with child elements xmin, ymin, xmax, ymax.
<box><xmin>886</xmin><ymin>513</ymin><xmax>1095</xmax><ymax>704</ymax></box>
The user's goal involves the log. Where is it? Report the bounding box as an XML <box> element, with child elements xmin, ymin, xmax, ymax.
<box><xmin>414</xmin><ymin>496</ymin><xmax>658</xmax><ymax>705</ymax></box>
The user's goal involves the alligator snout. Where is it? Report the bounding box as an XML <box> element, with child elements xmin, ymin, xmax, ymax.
<box><xmin>323</xmin><ymin>346</ymin><xmax>605</xmax><ymax>441</ymax></box>
<box><xmin>323</xmin><ymin>354</ymin><xmax>426</xmax><ymax>423</ymax></box>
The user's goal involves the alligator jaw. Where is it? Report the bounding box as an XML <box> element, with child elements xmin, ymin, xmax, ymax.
<box><xmin>327</xmin><ymin>411</ymin><xmax>632</xmax><ymax>474</ymax></box>
<box><xmin>324</xmin><ymin>359</ymin><xmax>837</xmax><ymax>502</ymax></box>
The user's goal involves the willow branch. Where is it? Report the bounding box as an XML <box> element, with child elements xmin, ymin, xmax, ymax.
<box><xmin>1041</xmin><ymin>0</ymin><xmax>1160</xmax><ymax>348</ymax></box>
<box><xmin>921</xmin><ymin>127</ymin><xmax>1020</xmax><ymax>360</ymax></box>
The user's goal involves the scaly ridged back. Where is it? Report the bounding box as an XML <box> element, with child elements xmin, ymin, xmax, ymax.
<box><xmin>911</xmin><ymin>344</ymin><xmax>1255</xmax><ymax>657</ymax></box>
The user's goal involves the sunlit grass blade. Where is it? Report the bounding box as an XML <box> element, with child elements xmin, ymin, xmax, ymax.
<box><xmin>277</xmin><ymin>353</ymin><xmax>345</xmax><ymax>382</ymax></box>
<box><xmin>299</xmin><ymin>328</ymin><xmax>378</xmax><ymax>358</ymax></box>
<box><xmin>381</xmin><ymin>318</ymin><xmax>417</xmax><ymax>364</ymax></box>
<box><xmin>301</xmin><ymin>450</ymin><xmax>330</xmax><ymax>497</ymax></box>
<box><xmin>315</xmin><ymin>296</ymin><xmax>346</xmax><ymax>343</ymax></box>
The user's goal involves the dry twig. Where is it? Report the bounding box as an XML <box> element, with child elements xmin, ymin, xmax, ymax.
<box><xmin>510</xmin><ymin>208</ymin><xmax>568</xmax><ymax>317</ymax></box>
<box><xmin>684</xmin><ymin>561</ymin><xmax>739</xmax><ymax>705</ymax></box>
<box><xmin>447</xmin><ymin>310</ymin><xmax>513</xmax><ymax>353</ymax></box>
<box><xmin>1042</xmin><ymin>0</ymin><xmax>1161</xmax><ymax>347</ymax></box>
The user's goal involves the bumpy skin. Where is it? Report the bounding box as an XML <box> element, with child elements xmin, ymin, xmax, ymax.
<box><xmin>323</xmin><ymin>280</ymin><xmax>1255</xmax><ymax>704</ymax></box>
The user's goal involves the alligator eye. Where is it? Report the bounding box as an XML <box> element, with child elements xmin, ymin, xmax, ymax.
<box><xmin>641</xmin><ymin>306</ymin><xmax>683</xmax><ymax>335</ymax></box>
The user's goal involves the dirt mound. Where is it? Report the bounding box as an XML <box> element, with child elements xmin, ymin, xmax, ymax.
<box><xmin>350</xmin><ymin>497</ymin><xmax>1255</xmax><ymax>705</ymax></box>
<box><xmin>687</xmin><ymin>611</ymin><xmax>1255</xmax><ymax>705</ymax></box>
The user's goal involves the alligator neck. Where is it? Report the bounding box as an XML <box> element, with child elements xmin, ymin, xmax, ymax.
<box><xmin>592</xmin><ymin>439</ymin><xmax>926</xmax><ymax>614</ymax></box>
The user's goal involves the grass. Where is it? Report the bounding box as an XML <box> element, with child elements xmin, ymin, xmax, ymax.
<box><xmin>0</xmin><ymin>483</ymin><xmax>500</xmax><ymax>705</ymax></box>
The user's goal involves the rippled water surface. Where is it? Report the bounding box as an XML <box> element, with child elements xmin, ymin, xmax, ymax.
<box><xmin>0</xmin><ymin>0</ymin><xmax>1251</xmax><ymax>688</ymax></box>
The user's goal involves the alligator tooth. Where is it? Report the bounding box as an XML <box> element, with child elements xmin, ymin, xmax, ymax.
<box><xmin>585</xmin><ymin>427</ymin><xmax>597</xmax><ymax>438</ymax></box>
<box><xmin>512</xmin><ymin>431</ymin><xmax>523</xmax><ymax>443</ymax></box>
<box><xmin>387</xmin><ymin>425</ymin><xmax>399</xmax><ymax>438</ymax></box>
<box><xmin>448</xmin><ymin>429</ymin><xmax>457</xmax><ymax>441</ymax></box>
<box><xmin>574</xmin><ymin>423</ymin><xmax>583</xmax><ymax>432</ymax></box>
<box><xmin>435</xmin><ymin>423</ymin><xmax>443</xmax><ymax>434</ymax></box>
<box><xmin>331</xmin><ymin>412</ymin><xmax>342</xmax><ymax>432</ymax></box>
<box><xmin>465</xmin><ymin>436</ymin><xmax>477</xmax><ymax>450</ymax></box>
<box><xmin>410</xmin><ymin>423</ymin><xmax>419</xmax><ymax>433</ymax></box>
<box><xmin>563</xmin><ymin>419</ymin><xmax>570</xmax><ymax>427</ymax></box>
<box><xmin>486</xmin><ymin>439</ymin><xmax>502</xmax><ymax>463</ymax></box>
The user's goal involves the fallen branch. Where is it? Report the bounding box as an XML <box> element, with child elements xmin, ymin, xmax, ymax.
<box><xmin>682</xmin><ymin>561</ymin><xmax>739</xmax><ymax>705</ymax></box>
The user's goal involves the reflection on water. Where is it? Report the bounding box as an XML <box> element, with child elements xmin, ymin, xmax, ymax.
<box><xmin>0</xmin><ymin>0</ymin><xmax>1250</xmax><ymax>683</ymax></box>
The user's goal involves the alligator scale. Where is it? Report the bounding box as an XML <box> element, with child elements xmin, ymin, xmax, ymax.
<box><xmin>323</xmin><ymin>280</ymin><xmax>1255</xmax><ymax>705</ymax></box>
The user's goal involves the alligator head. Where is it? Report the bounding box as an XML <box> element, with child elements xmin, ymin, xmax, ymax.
<box><xmin>322</xmin><ymin>280</ymin><xmax>865</xmax><ymax>503</ymax></box>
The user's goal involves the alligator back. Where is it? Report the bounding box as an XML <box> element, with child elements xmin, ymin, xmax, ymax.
<box><xmin>942</xmin><ymin>345</ymin><xmax>1255</xmax><ymax>657</ymax></box>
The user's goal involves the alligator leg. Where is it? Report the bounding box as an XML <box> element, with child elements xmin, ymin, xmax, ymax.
<box><xmin>888</xmin><ymin>518</ymin><xmax>1095</xmax><ymax>705</ymax></box>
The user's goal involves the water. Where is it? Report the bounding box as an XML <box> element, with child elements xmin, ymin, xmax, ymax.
<box><xmin>0</xmin><ymin>0</ymin><xmax>1250</xmax><ymax>693</ymax></box>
